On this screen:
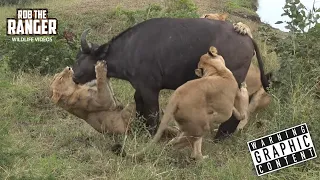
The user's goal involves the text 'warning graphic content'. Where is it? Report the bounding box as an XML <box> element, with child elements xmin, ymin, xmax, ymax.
<box><xmin>247</xmin><ymin>123</ymin><xmax>317</xmax><ymax>176</ymax></box>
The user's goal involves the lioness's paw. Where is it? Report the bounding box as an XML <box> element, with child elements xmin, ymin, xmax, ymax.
<box><xmin>191</xmin><ymin>154</ymin><xmax>209</xmax><ymax>161</ymax></box>
<box><xmin>233</xmin><ymin>22</ymin><xmax>247</xmax><ymax>35</ymax></box>
<box><xmin>236</xmin><ymin>117</ymin><xmax>248</xmax><ymax>131</ymax></box>
<box><xmin>203</xmin><ymin>155</ymin><xmax>209</xmax><ymax>159</ymax></box>
<box><xmin>240</xmin><ymin>82</ymin><xmax>247</xmax><ymax>89</ymax></box>
<box><xmin>239</xmin><ymin>113</ymin><xmax>248</xmax><ymax>121</ymax></box>
<box><xmin>95</xmin><ymin>60</ymin><xmax>107</xmax><ymax>75</ymax></box>
<box><xmin>236</xmin><ymin>125</ymin><xmax>243</xmax><ymax>131</ymax></box>
<box><xmin>233</xmin><ymin>22</ymin><xmax>253</xmax><ymax>38</ymax></box>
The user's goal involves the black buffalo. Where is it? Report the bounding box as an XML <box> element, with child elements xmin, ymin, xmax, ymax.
<box><xmin>72</xmin><ymin>18</ymin><xmax>269</xmax><ymax>139</ymax></box>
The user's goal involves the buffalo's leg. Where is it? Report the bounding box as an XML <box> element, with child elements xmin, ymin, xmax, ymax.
<box><xmin>134</xmin><ymin>90</ymin><xmax>144</xmax><ymax>118</ymax></box>
<box><xmin>140</xmin><ymin>88</ymin><xmax>160</xmax><ymax>135</ymax></box>
<box><xmin>214</xmin><ymin>115</ymin><xmax>240</xmax><ymax>140</ymax></box>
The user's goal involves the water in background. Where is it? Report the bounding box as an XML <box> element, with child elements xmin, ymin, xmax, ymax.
<box><xmin>257</xmin><ymin>0</ymin><xmax>320</xmax><ymax>32</ymax></box>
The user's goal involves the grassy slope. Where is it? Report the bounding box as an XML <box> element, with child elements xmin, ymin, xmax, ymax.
<box><xmin>0</xmin><ymin>0</ymin><xmax>319</xmax><ymax>179</ymax></box>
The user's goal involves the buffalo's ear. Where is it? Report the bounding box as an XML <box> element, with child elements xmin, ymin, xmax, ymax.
<box><xmin>94</xmin><ymin>43</ymin><xmax>109</xmax><ymax>59</ymax></box>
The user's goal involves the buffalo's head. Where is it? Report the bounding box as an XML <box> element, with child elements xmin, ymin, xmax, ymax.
<box><xmin>72</xmin><ymin>29</ymin><xmax>109</xmax><ymax>84</ymax></box>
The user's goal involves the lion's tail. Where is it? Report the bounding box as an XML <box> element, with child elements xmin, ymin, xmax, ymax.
<box><xmin>111</xmin><ymin>95</ymin><xmax>178</xmax><ymax>159</ymax></box>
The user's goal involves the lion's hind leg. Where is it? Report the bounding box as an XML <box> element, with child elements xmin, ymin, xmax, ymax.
<box><xmin>190</xmin><ymin>137</ymin><xmax>207</xmax><ymax>161</ymax></box>
<box><xmin>234</xmin><ymin>82</ymin><xmax>249</xmax><ymax>131</ymax></box>
<box><xmin>248</xmin><ymin>87</ymin><xmax>270</xmax><ymax>114</ymax></box>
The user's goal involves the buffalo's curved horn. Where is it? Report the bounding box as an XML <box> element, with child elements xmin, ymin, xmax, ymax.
<box><xmin>80</xmin><ymin>28</ymin><xmax>92</xmax><ymax>53</ymax></box>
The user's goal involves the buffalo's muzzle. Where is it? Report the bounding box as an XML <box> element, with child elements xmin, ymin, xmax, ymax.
<box><xmin>72</xmin><ymin>76</ymin><xmax>80</xmax><ymax>84</ymax></box>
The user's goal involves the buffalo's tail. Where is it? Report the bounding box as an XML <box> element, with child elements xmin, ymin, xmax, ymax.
<box><xmin>252</xmin><ymin>39</ymin><xmax>269</xmax><ymax>92</ymax></box>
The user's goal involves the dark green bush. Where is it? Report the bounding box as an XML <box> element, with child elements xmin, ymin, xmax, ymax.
<box><xmin>265</xmin><ymin>0</ymin><xmax>320</xmax><ymax>137</ymax></box>
<box><xmin>5</xmin><ymin>23</ymin><xmax>79</xmax><ymax>75</ymax></box>
<box><xmin>270</xmin><ymin>0</ymin><xmax>320</xmax><ymax>96</ymax></box>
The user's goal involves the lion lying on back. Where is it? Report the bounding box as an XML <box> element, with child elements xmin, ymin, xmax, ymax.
<box><xmin>113</xmin><ymin>46</ymin><xmax>249</xmax><ymax>160</ymax></box>
<box><xmin>49</xmin><ymin>61</ymin><xmax>136</xmax><ymax>134</ymax></box>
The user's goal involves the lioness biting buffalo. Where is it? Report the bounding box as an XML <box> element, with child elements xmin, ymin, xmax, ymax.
<box><xmin>50</xmin><ymin>61</ymin><xmax>136</xmax><ymax>134</ymax></box>
<box><xmin>113</xmin><ymin>46</ymin><xmax>249</xmax><ymax>160</ymax></box>
<box><xmin>50</xmin><ymin>61</ymin><xmax>179</xmax><ymax>139</ymax></box>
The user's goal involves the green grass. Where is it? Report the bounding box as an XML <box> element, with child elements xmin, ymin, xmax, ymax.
<box><xmin>225</xmin><ymin>0</ymin><xmax>260</xmax><ymax>22</ymax></box>
<box><xmin>0</xmin><ymin>0</ymin><xmax>320</xmax><ymax>179</ymax></box>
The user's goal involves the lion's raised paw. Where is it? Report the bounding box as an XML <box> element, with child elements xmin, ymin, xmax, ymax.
<box><xmin>95</xmin><ymin>60</ymin><xmax>107</xmax><ymax>75</ymax></box>
<box><xmin>233</xmin><ymin>22</ymin><xmax>253</xmax><ymax>38</ymax></box>
<box><xmin>233</xmin><ymin>22</ymin><xmax>247</xmax><ymax>35</ymax></box>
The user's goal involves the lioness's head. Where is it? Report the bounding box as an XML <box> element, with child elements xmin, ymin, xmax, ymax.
<box><xmin>200</xmin><ymin>13</ymin><xmax>228</xmax><ymax>21</ymax></box>
<box><xmin>50</xmin><ymin>66</ymin><xmax>76</xmax><ymax>104</ymax></box>
<box><xmin>195</xmin><ymin>46</ymin><xmax>226</xmax><ymax>77</ymax></box>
